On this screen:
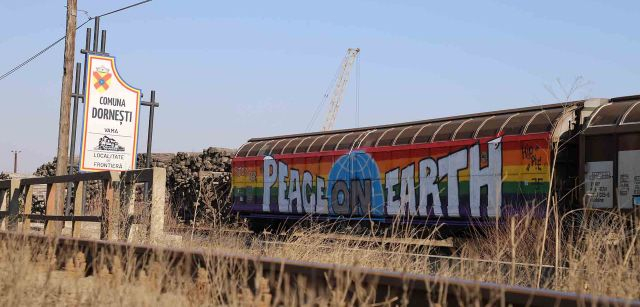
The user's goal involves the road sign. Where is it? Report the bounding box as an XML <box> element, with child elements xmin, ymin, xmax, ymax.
<box><xmin>79</xmin><ymin>54</ymin><xmax>140</xmax><ymax>172</ymax></box>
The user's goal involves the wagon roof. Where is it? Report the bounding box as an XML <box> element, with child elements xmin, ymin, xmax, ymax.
<box><xmin>585</xmin><ymin>95</ymin><xmax>640</xmax><ymax>131</ymax></box>
<box><xmin>236</xmin><ymin>95</ymin><xmax>639</xmax><ymax>158</ymax></box>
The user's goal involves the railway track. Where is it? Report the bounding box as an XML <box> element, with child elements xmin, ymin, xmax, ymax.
<box><xmin>168</xmin><ymin>225</ymin><xmax>456</xmax><ymax>250</ymax></box>
<box><xmin>0</xmin><ymin>230</ymin><xmax>636</xmax><ymax>307</ymax></box>
<box><xmin>167</xmin><ymin>225</ymin><xmax>624</xmax><ymax>285</ymax></box>
<box><xmin>168</xmin><ymin>225</ymin><xmax>619</xmax><ymax>280</ymax></box>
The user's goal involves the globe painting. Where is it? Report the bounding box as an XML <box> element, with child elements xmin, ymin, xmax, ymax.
<box><xmin>327</xmin><ymin>151</ymin><xmax>384</xmax><ymax>216</ymax></box>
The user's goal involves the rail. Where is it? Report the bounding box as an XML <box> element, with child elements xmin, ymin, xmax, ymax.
<box><xmin>0</xmin><ymin>168</ymin><xmax>166</xmax><ymax>241</ymax></box>
<box><xmin>0</xmin><ymin>230</ymin><xmax>635</xmax><ymax>307</ymax></box>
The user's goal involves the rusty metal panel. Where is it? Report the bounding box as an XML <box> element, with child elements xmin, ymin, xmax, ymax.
<box><xmin>412</xmin><ymin>123</ymin><xmax>438</xmax><ymax>144</ymax></box>
<box><xmin>321</xmin><ymin>133</ymin><xmax>347</xmax><ymax>151</ymax></box>
<box><xmin>525</xmin><ymin>109</ymin><xmax>564</xmax><ymax>134</ymax></box>
<box><xmin>294</xmin><ymin>136</ymin><xmax>316</xmax><ymax>153</ymax></box>
<box><xmin>282</xmin><ymin>138</ymin><xmax>303</xmax><ymax>154</ymax></box>
<box><xmin>248</xmin><ymin>100</ymin><xmax>584</xmax><ymax>142</ymax></box>
<box><xmin>269</xmin><ymin>138</ymin><xmax>291</xmax><ymax>155</ymax></box>
<box><xmin>622</xmin><ymin>102</ymin><xmax>640</xmax><ymax>124</ymax></box>
<box><xmin>235</xmin><ymin>142</ymin><xmax>254</xmax><ymax>157</ymax></box>
<box><xmin>376</xmin><ymin>127</ymin><xmax>403</xmax><ymax>147</ymax></box>
<box><xmin>256</xmin><ymin>140</ymin><xmax>275</xmax><ymax>157</ymax></box>
<box><xmin>308</xmin><ymin>135</ymin><xmax>331</xmax><ymax>152</ymax></box>
<box><xmin>453</xmin><ymin>117</ymin><xmax>486</xmax><ymax>140</ymax></box>
<box><xmin>358</xmin><ymin>129</ymin><xmax>385</xmax><ymax>148</ymax></box>
<box><xmin>501</xmin><ymin>112</ymin><xmax>536</xmax><ymax>135</ymax></box>
<box><xmin>433</xmin><ymin>120</ymin><xmax>464</xmax><ymax>142</ymax></box>
<box><xmin>246</xmin><ymin>141</ymin><xmax>266</xmax><ymax>157</ymax></box>
<box><xmin>393</xmin><ymin>125</ymin><xmax>420</xmax><ymax>145</ymax></box>
<box><xmin>336</xmin><ymin>132</ymin><xmax>363</xmax><ymax>150</ymax></box>
<box><xmin>589</xmin><ymin>101</ymin><xmax>636</xmax><ymax>126</ymax></box>
<box><xmin>476</xmin><ymin>114</ymin><xmax>509</xmax><ymax>138</ymax></box>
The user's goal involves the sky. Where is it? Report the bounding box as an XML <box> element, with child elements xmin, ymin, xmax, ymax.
<box><xmin>1</xmin><ymin>0</ymin><xmax>640</xmax><ymax>173</ymax></box>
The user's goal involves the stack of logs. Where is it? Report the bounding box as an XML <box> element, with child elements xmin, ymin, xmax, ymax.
<box><xmin>138</xmin><ymin>147</ymin><xmax>234</xmax><ymax>225</ymax></box>
<box><xmin>34</xmin><ymin>147</ymin><xmax>234</xmax><ymax>225</ymax></box>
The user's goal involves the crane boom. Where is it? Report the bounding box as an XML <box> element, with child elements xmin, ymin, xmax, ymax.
<box><xmin>322</xmin><ymin>48</ymin><xmax>360</xmax><ymax>131</ymax></box>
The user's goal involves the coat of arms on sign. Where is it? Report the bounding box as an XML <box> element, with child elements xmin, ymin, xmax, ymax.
<box><xmin>93</xmin><ymin>65</ymin><xmax>112</xmax><ymax>93</ymax></box>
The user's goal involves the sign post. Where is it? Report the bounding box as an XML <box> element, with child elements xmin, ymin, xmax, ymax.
<box><xmin>79</xmin><ymin>54</ymin><xmax>141</xmax><ymax>172</ymax></box>
<box><xmin>66</xmin><ymin>19</ymin><xmax>160</xmax><ymax>213</ymax></box>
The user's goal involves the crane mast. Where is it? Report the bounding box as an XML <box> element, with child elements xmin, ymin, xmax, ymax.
<box><xmin>322</xmin><ymin>48</ymin><xmax>360</xmax><ymax>131</ymax></box>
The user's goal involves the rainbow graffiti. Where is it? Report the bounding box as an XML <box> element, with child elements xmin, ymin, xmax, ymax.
<box><xmin>232</xmin><ymin>133</ymin><xmax>550</xmax><ymax>220</ymax></box>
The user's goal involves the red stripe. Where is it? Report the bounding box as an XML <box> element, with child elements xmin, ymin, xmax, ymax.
<box><xmin>233</xmin><ymin>132</ymin><xmax>551</xmax><ymax>163</ymax></box>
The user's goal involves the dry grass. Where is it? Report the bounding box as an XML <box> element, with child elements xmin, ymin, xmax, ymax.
<box><xmin>0</xmin><ymin>236</ymin><xmax>400</xmax><ymax>306</ymax></box>
<box><xmin>5</xmin><ymin>182</ymin><xmax>640</xmax><ymax>306</ymax></box>
<box><xmin>1</xmin><ymin>209</ymin><xmax>638</xmax><ymax>306</ymax></box>
<box><xmin>180</xmin><ymin>209</ymin><xmax>640</xmax><ymax>301</ymax></box>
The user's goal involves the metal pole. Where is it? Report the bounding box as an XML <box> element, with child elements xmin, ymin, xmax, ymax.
<box><xmin>80</xmin><ymin>26</ymin><xmax>93</xmax><ymax>216</ymax></box>
<box><xmin>93</xmin><ymin>17</ymin><xmax>100</xmax><ymax>53</ymax></box>
<box><xmin>85</xmin><ymin>28</ymin><xmax>92</xmax><ymax>53</ymax></box>
<box><xmin>11</xmin><ymin>150</ymin><xmax>20</xmax><ymax>173</ymax></box>
<box><xmin>144</xmin><ymin>90</ymin><xmax>156</xmax><ymax>201</ymax></box>
<box><xmin>101</xmin><ymin>30</ymin><xmax>107</xmax><ymax>53</ymax></box>
<box><xmin>65</xmin><ymin>62</ymin><xmax>83</xmax><ymax>214</ymax></box>
<box><xmin>52</xmin><ymin>0</ymin><xmax>77</xmax><ymax>235</ymax></box>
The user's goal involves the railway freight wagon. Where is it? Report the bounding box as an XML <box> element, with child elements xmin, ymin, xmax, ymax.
<box><xmin>232</xmin><ymin>96</ymin><xmax>640</xmax><ymax>231</ymax></box>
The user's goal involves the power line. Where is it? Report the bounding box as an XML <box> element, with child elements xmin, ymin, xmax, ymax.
<box><xmin>0</xmin><ymin>0</ymin><xmax>152</xmax><ymax>83</ymax></box>
<box><xmin>96</xmin><ymin>0</ymin><xmax>151</xmax><ymax>19</ymax></box>
<box><xmin>0</xmin><ymin>18</ymin><xmax>91</xmax><ymax>82</ymax></box>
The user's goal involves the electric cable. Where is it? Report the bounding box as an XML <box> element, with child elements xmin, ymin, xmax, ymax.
<box><xmin>0</xmin><ymin>0</ymin><xmax>151</xmax><ymax>83</ymax></box>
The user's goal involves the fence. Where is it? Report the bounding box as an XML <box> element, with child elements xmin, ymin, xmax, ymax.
<box><xmin>0</xmin><ymin>168</ymin><xmax>166</xmax><ymax>242</ymax></box>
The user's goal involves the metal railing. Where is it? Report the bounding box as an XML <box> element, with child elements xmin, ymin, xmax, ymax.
<box><xmin>0</xmin><ymin>168</ymin><xmax>166</xmax><ymax>241</ymax></box>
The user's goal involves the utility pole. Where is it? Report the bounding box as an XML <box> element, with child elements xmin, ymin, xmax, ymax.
<box><xmin>10</xmin><ymin>150</ymin><xmax>20</xmax><ymax>173</ymax></box>
<box><xmin>51</xmin><ymin>0</ymin><xmax>77</xmax><ymax>235</ymax></box>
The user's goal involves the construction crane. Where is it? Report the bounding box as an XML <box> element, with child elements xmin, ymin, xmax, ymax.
<box><xmin>321</xmin><ymin>48</ymin><xmax>360</xmax><ymax>131</ymax></box>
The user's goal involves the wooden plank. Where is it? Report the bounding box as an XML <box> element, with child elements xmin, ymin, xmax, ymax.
<box><xmin>119</xmin><ymin>168</ymin><xmax>154</xmax><ymax>184</ymax></box>
<box><xmin>22</xmin><ymin>185</ymin><xmax>33</xmax><ymax>233</ymax></box>
<box><xmin>23</xmin><ymin>214</ymin><xmax>101</xmax><ymax>222</ymax></box>
<box><xmin>20</xmin><ymin>171</ymin><xmax>114</xmax><ymax>185</ymax></box>
<box><xmin>101</xmin><ymin>177</ymin><xmax>120</xmax><ymax>240</ymax></box>
<box><xmin>44</xmin><ymin>183</ymin><xmax>57</xmax><ymax>235</ymax></box>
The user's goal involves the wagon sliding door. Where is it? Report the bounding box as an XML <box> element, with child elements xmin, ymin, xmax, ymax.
<box><xmin>617</xmin><ymin>134</ymin><xmax>640</xmax><ymax>209</ymax></box>
<box><xmin>583</xmin><ymin>135</ymin><xmax>615</xmax><ymax>208</ymax></box>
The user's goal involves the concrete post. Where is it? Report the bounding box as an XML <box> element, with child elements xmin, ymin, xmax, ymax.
<box><xmin>149</xmin><ymin>167</ymin><xmax>166</xmax><ymax>242</ymax></box>
<box><xmin>7</xmin><ymin>179</ymin><xmax>21</xmax><ymax>230</ymax></box>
